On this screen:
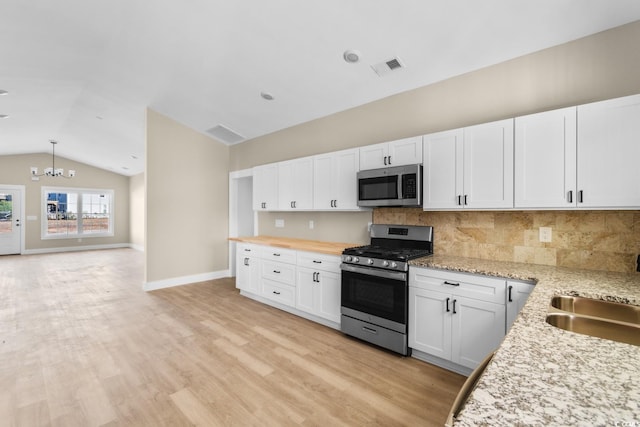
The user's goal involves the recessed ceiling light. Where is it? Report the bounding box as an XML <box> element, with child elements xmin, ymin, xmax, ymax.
<box><xmin>343</xmin><ymin>49</ymin><xmax>361</xmax><ymax>63</ymax></box>
<box><xmin>96</xmin><ymin>115</ymin><xmax>104</xmax><ymax>120</ymax></box>
<box><xmin>0</xmin><ymin>114</ymin><xmax>9</xmax><ymax>119</ymax></box>
<box><xmin>0</xmin><ymin>90</ymin><xmax>8</xmax><ymax>96</ymax></box>
<box><xmin>260</xmin><ymin>91</ymin><xmax>275</xmax><ymax>101</ymax></box>
<box><xmin>131</xmin><ymin>155</ymin><xmax>138</xmax><ymax>160</ymax></box>
<box><xmin>122</xmin><ymin>166</ymin><xmax>129</xmax><ymax>170</ymax></box>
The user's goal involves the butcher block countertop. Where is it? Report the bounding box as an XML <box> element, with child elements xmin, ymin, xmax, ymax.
<box><xmin>229</xmin><ymin>236</ymin><xmax>359</xmax><ymax>256</ymax></box>
<box><xmin>410</xmin><ymin>255</ymin><xmax>640</xmax><ymax>426</ymax></box>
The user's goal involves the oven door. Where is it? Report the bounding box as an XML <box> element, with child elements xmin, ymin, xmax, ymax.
<box><xmin>340</xmin><ymin>263</ymin><xmax>408</xmax><ymax>332</ymax></box>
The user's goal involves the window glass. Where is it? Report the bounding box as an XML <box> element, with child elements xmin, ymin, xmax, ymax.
<box><xmin>0</xmin><ymin>194</ymin><xmax>12</xmax><ymax>234</ymax></box>
<box><xmin>42</xmin><ymin>188</ymin><xmax>114</xmax><ymax>239</ymax></box>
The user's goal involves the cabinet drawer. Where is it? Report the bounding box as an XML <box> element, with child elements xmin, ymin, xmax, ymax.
<box><xmin>410</xmin><ymin>267</ymin><xmax>505</xmax><ymax>304</ymax></box>
<box><xmin>262</xmin><ymin>279</ymin><xmax>296</xmax><ymax>307</ymax></box>
<box><xmin>297</xmin><ymin>251</ymin><xmax>341</xmax><ymax>273</ymax></box>
<box><xmin>260</xmin><ymin>247</ymin><xmax>297</xmax><ymax>264</ymax></box>
<box><xmin>261</xmin><ymin>260</ymin><xmax>296</xmax><ymax>285</ymax></box>
<box><xmin>237</xmin><ymin>243</ymin><xmax>259</xmax><ymax>255</ymax></box>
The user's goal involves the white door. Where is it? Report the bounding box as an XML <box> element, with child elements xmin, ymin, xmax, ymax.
<box><xmin>388</xmin><ymin>135</ymin><xmax>423</xmax><ymax>166</ymax></box>
<box><xmin>423</xmin><ymin>129</ymin><xmax>464</xmax><ymax>210</ymax></box>
<box><xmin>408</xmin><ymin>287</ymin><xmax>452</xmax><ymax>359</ymax></box>
<box><xmin>463</xmin><ymin>119</ymin><xmax>514</xmax><ymax>209</ymax></box>
<box><xmin>0</xmin><ymin>187</ymin><xmax>23</xmax><ymax>255</ymax></box>
<box><xmin>514</xmin><ymin>107</ymin><xmax>577</xmax><ymax>208</ymax></box>
<box><xmin>451</xmin><ymin>296</ymin><xmax>505</xmax><ymax>369</ymax></box>
<box><xmin>577</xmin><ymin>94</ymin><xmax>640</xmax><ymax>208</ymax></box>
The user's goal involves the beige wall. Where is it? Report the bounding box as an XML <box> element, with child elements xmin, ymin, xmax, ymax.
<box><xmin>129</xmin><ymin>173</ymin><xmax>145</xmax><ymax>250</ymax></box>
<box><xmin>228</xmin><ymin>20</ymin><xmax>640</xmax><ymax>263</ymax></box>
<box><xmin>145</xmin><ymin>109</ymin><xmax>229</xmax><ymax>283</ymax></box>
<box><xmin>0</xmin><ymin>153</ymin><xmax>130</xmax><ymax>251</ymax></box>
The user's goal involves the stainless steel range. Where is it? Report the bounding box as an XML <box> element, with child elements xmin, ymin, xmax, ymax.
<box><xmin>340</xmin><ymin>224</ymin><xmax>433</xmax><ymax>355</ymax></box>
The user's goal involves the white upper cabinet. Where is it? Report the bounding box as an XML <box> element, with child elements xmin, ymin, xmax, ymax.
<box><xmin>253</xmin><ymin>163</ymin><xmax>279</xmax><ymax>211</ymax></box>
<box><xmin>277</xmin><ymin>156</ymin><xmax>314</xmax><ymax>210</ymax></box>
<box><xmin>423</xmin><ymin>128</ymin><xmax>464</xmax><ymax>210</ymax></box>
<box><xmin>514</xmin><ymin>107</ymin><xmax>577</xmax><ymax>208</ymax></box>
<box><xmin>577</xmin><ymin>94</ymin><xmax>640</xmax><ymax>208</ymax></box>
<box><xmin>313</xmin><ymin>148</ymin><xmax>360</xmax><ymax>210</ymax></box>
<box><xmin>423</xmin><ymin>119</ymin><xmax>514</xmax><ymax>210</ymax></box>
<box><xmin>359</xmin><ymin>135</ymin><xmax>423</xmax><ymax>170</ymax></box>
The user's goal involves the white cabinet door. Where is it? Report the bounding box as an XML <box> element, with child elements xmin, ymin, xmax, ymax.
<box><xmin>296</xmin><ymin>268</ymin><xmax>316</xmax><ymax>314</ymax></box>
<box><xmin>235</xmin><ymin>244</ymin><xmax>260</xmax><ymax>294</ymax></box>
<box><xmin>316</xmin><ymin>270</ymin><xmax>341</xmax><ymax>323</ymax></box>
<box><xmin>515</xmin><ymin>107</ymin><xmax>577</xmax><ymax>208</ymax></box>
<box><xmin>278</xmin><ymin>157</ymin><xmax>314</xmax><ymax>210</ymax></box>
<box><xmin>296</xmin><ymin>267</ymin><xmax>341</xmax><ymax>323</ymax></box>
<box><xmin>577</xmin><ymin>94</ymin><xmax>640</xmax><ymax>208</ymax></box>
<box><xmin>409</xmin><ymin>287</ymin><xmax>452</xmax><ymax>360</ymax></box>
<box><xmin>388</xmin><ymin>136</ymin><xmax>423</xmax><ymax>167</ymax></box>
<box><xmin>359</xmin><ymin>136</ymin><xmax>423</xmax><ymax>170</ymax></box>
<box><xmin>506</xmin><ymin>280</ymin><xmax>535</xmax><ymax>331</ymax></box>
<box><xmin>313</xmin><ymin>148</ymin><xmax>360</xmax><ymax>210</ymax></box>
<box><xmin>359</xmin><ymin>142</ymin><xmax>389</xmax><ymax>170</ymax></box>
<box><xmin>463</xmin><ymin>119</ymin><xmax>514</xmax><ymax>209</ymax></box>
<box><xmin>252</xmin><ymin>163</ymin><xmax>279</xmax><ymax>211</ymax></box>
<box><xmin>451</xmin><ymin>296</ymin><xmax>505</xmax><ymax>369</ymax></box>
<box><xmin>423</xmin><ymin>129</ymin><xmax>464</xmax><ymax>210</ymax></box>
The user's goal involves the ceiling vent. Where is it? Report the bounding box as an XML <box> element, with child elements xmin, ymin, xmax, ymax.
<box><xmin>206</xmin><ymin>124</ymin><xmax>246</xmax><ymax>145</ymax></box>
<box><xmin>371</xmin><ymin>56</ymin><xmax>405</xmax><ymax>77</ymax></box>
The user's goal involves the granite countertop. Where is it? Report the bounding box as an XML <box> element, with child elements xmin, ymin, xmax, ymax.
<box><xmin>229</xmin><ymin>236</ymin><xmax>359</xmax><ymax>256</ymax></box>
<box><xmin>410</xmin><ymin>255</ymin><xmax>640</xmax><ymax>426</ymax></box>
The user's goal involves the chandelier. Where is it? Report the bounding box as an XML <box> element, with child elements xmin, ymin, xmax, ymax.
<box><xmin>30</xmin><ymin>140</ymin><xmax>75</xmax><ymax>178</ymax></box>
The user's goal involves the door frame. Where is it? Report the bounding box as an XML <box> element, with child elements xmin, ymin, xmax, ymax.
<box><xmin>0</xmin><ymin>184</ymin><xmax>26</xmax><ymax>255</ymax></box>
<box><xmin>228</xmin><ymin>168</ymin><xmax>257</xmax><ymax>277</ymax></box>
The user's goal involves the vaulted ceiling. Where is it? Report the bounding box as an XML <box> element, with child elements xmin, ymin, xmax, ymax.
<box><xmin>2</xmin><ymin>1</ymin><xmax>640</xmax><ymax>176</ymax></box>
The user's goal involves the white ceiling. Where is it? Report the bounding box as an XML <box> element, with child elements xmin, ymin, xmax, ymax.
<box><xmin>2</xmin><ymin>1</ymin><xmax>640</xmax><ymax>176</ymax></box>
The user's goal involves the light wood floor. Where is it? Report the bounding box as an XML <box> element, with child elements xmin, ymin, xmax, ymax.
<box><xmin>0</xmin><ymin>249</ymin><xmax>465</xmax><ymax>426</ymax></box>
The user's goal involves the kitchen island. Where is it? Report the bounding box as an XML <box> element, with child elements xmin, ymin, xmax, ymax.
<box><xmin>410</xmin><ymin>255</ymin><xmax>640</xmax><ymax>426</ymax></box>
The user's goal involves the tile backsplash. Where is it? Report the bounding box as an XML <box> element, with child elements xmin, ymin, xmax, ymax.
<box><xmin>374</xmin><ymin>208</ymin><xmax>640</xmax><ymax>273</ymax></box>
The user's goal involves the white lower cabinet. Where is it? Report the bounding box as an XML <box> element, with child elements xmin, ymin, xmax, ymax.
<box><xmin>409</xmin><ymin>267</ymin><xmax>508</xmax><ymax>371</ymax></box>
<box><xmin>506</xmin><ymin>280</ymin><xmax>536</xmax><ymax>331</ymax></box>
<box><xmin>235</xmin><ymin>244</ymin><xmax>342</xmax><ymax>329</ymax></box>
<box><xmin>235</xmin><ymin>243</ymin><xmax>260</xmax><ymax>294</ymax></box>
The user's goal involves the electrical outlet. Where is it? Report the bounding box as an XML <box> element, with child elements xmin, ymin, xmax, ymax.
<box><xmin>275</xmin><ymin>219</ymin><xmax>284</xmax><ymax>228</ymax></box>
<box><xmin>539</xmin><ymin>227</ymin><xmax>552</xmax><ymax>243</ymax></box>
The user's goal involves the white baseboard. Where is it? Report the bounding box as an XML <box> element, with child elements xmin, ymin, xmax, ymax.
<box><xmin>23</xmin><ymin>243</ymin><xmax>132</xmax><ymax>255</ymax></box>
<box><xmin>129</xmin><ymin>244</ymin><xmax>144</xmax><ymax>252</ymax></box>
<box><xmin>143</xmin><ymin>269</ymin><xmax>231</xmax><ymax>292</ymax></box>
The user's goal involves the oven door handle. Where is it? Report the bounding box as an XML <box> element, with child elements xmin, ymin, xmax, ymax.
<box><xmin>340</xmin><ymin>263</ymin><xmax>407</xmax><ymax>282</ymax></box>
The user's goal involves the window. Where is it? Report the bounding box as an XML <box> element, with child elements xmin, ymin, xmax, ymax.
<box><xmin>42</xmin><ymin>187</ymin><xmax>114</xmax><ymax>239</ymax></box>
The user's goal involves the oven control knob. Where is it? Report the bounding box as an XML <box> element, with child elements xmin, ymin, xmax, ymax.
<box><xmin>382</xmin><ymin>260</ymin><xmax>389</xmax><ymax>267</ymax></box>
<box><xmin>391</xmin><ymin>262</ymin><xmax>398</xmax><ymax>268</ymax></box>
<box><xmin>353</xmin><ymin>257</ymin><xmax>359</xmax><ymax>263</ymax></box>
<box><xmin>367</xmin><ymin>259</ymin><xmax>374</xmax><ymax>265</ymax></box>
<box><xmin>345</xmin><ymin>256</ymin><xmax>352</xmax><ymax>262</ymax></box>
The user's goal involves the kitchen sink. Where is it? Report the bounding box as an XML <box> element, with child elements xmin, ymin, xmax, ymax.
<box><xmin>550</xmin><ymin>296</ymin><xmax>640</xmax><ymax>325</ymax></box>
<box><xmin>545</xmin><ymin>313</ymin><xmax>640</xmax><ymax>346</ymax></box>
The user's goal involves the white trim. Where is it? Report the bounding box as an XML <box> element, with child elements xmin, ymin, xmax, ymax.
<box><xmin>228</xmin><ymin>168</ymin><xmax>257</xmax><ymax>277</ymax></box>
<box><xmin>143</xmin><ymin>269</ymin><xmax>231</xmax><ymax>292</ymax></box>
<box><xmin>130</xmin><ymin>243</ymin><xmax>144</xmax><ymax>252</ymax></box>
<box><xmin>23</xmin><ymin>242</ymin><xmax>131</xmax><ymax>255</ymax></box>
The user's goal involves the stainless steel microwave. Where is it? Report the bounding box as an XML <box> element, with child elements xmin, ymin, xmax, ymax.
<box><xmin>357</xmin><ymin>164</ymin><xmax>422</xmax><ymax>207</ymax></box>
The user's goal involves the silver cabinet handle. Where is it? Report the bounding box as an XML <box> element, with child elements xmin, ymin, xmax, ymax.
<box><xmin>568</xmin><ymin>190</ymin><xmax>573</xmax><ymax>203</ymax></box>
<box><xmin>362</xmin><ymin>326</ymin><xmax>378</xmax><ymax>334</ymax></box>
<box><xmin>578</xmin><ymin>190</ymin><xmax>584</xmax><ymax>203</ymax></box>
<box><xmin>243</xmin><ymin>257</ymin><xmax>249</xmax><ymax>266</ymax></box>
